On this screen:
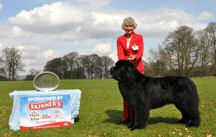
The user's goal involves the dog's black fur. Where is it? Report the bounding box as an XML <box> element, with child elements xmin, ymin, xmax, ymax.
<box><xmin>110</xmin><ymin>60</ymin><xmax>201</xmax><ymax>130</ymax></box>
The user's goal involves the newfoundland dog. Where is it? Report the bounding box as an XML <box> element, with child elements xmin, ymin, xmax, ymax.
<box><xmin>110</xmin><ymin>60</ymin><xmax>201</xmax><ymax>130</ymax></box>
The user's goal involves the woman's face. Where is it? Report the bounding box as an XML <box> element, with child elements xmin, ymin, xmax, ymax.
<box><xmin>123</xmin><ymin>23</ymin><xmax>135</xmax><ymax>35</ymax></box>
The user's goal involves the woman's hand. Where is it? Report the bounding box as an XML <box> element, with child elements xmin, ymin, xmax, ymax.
<box><xmin>128</xmin><ymin>55</ymin><xmax>136</xmax><ymax>61</ymax></box>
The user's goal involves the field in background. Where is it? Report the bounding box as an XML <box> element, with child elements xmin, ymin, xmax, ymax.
<box><xmin>0</xmin><ymin>78</ymin><xmax>215</xmax><ymax>137</ymax></box>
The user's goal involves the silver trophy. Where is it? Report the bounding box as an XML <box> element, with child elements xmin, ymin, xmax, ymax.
<box><xmin>33</xmin><ymin>71</ymin><xmax>60</xmax><ymax>92</ymax></box>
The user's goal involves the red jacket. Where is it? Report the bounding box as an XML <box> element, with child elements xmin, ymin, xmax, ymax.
<box><xmin>117</xmin><ymin>32</ymin><xmax>144</xmax><ymax>74</ymax></box>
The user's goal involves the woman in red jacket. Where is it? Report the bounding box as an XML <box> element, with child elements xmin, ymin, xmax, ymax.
<box><xmin>117</xmin><ymin>17</ymin><xmax>144</xmax><ymax>124</ymax></box>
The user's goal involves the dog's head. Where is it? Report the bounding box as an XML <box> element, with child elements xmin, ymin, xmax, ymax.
<box><xmin>110</xmin><ymin>60</ymin><xmax>139</xmax><ymax>81</ymax></box>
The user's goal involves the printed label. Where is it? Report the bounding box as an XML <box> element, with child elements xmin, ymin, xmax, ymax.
<box><xmin>19</xmin><ymin>94</ymin><xmax>72</xmax><ymax>130</ymax></box>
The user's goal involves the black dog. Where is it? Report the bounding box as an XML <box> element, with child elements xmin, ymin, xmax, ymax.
<box><xmin>110</xmin><ymin>60</ymin><xmax>201</xmax><ymax>130</ymax></box>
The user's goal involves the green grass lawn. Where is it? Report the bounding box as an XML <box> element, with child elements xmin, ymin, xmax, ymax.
<box><xmin>0</xmin><ymin>78</ymin><xmax>215</xmax><ymax>137</ymax></box>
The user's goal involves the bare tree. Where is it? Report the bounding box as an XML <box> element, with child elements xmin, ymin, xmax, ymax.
<box><xmin>63</xmin><ymin>52</ymin><xmax>79</xmax><ymax>79</ymax></box>
<box><xmin>148</xmin><ymin>46</ymin><xmax>170</xmax><ymax>76</ymax></box>
<box><xmin>79</xmin><ymin>55</ymin><xmax>91</xmax><ymax>79</ymax></box>
<box><xmin>88</xmin><ymin>54</ymin><xmax>100</xmax><ymax>79</ymax></box>
<box><xmin>1</xmin><ymin>47</ymin><xmax>24</xmax><ymax>80</ymax></box>
<box><xmin>163</xmin><ymin>26</ymin><xmax>199</xmax><ymax>76</ymax></box>
<box><xmin>44</xmin><ymin>57</ymin><xmax>65</xmax><ymax>79</ymax></box>
<box><xmin>148</xmin><ymin>24</ymin><xmax>216</xmax><ymax>77</ymax></box>
<box><xmin>94</xmin><ymin>56</ymin><xmax>103</xmax><ymax>79</ymax></box>
<box><xmin>25</xmin><ymin>69</ymin><xmax>40</xmax><ymax>80</ymax></box>
<box><xmin>43</xmin><ymin>52</ymin><xmax>115</xmax><ymax>79</ymax></box>
<box><xmin>0</xmin><ymin>57</ymin><xmax>7</xmax><ymax>80</ymax></box>
<box><xmin>205</xmin><ymin>22</ymin><xmax>216</xmax><ymax>75</ymax></box>
<box><xmin>195</xmin><ymin>30</ymin><xmax>212</xmax><ymax>76</ymax></box>
<box><xmin>101</xmin><ymin>56</ymin><xmax>114</xmax><ymax>78</ymax></box>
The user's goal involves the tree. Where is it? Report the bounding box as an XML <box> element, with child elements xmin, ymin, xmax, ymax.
<box><xmin>0</xmin><ymin>57</ymin><xmax>6</xmax><ymax>77</ymax></box>
<box><xmin>148</xmin><ymin>46</ymin><xmax>169</xmax><ymax>76</ymax></box>
<box><xmin>1</xmin><ymin>47</ymin><xmax>24</xmax><ymax>80</ymax></box>
<box><xmin>162</xmin><ymin>26</ymin><xmax>199</xmax><ymax>76</ymax></box>
<box><xmin>101</xmin><ymin>56</ymin><xmax>114</xmax><ymax>78</ymax></box>
<box><xmin>87</xmin><ymin>54</ymin><xmax>99</xmax><ymax>79</ymax></box>
<box><xmin>43</xmin><ymin>57</ymin><xmax>65</xmax><ymax>79</ymax></box>
<box><xmin>63</xmin><ymin>52</ymin><xmax>79</xmax><ymax>79</ymax></box>
<box><xmin>25</xmin><ymin>69</ymin><xmax>40</xmax><ymax>80</ymax></box>
<box><xmin>79</xmin><ymin>55</ymin><xmax>91</xmax><ymax>79</ymax></box>
<box><xmin>43</xmin><ymin>52</ymin><xmax>115</xmax><ymax>79</ymax></box>
<box><xmin>205</xmin><ymin>22</ymin><xmax>216</xmax><ymax>75</ymax></box>
<box><xmin>195</xmin><ymin>30</ymin><xmax>212</xmax><ymax>76</ymax></box>
<box><xmin>0</xmin><ymin>57</ymin><xmax>7</xmax><ymax>80</ymax></box>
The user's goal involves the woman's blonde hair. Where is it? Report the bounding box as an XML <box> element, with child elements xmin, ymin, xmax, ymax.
<box><xmin>121</xmin><ymin>17</ymin><xmax>137</xmax><ymax>29</ymax></box>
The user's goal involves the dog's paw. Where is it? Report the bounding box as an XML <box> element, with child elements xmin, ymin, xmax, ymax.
<box><xmin>130</xmin><ymin>124</ymin><xmax>147</xmax><ymax>131</ymax></box>
<box><xmin>178</xmin><ymin>118</ymin><xmax>189</xmax><ymax>124</ymax></box>
<box><xmin>186</xmin><ymin>123</ymin><xmax>194</xmax><ymax>127</ymax></box>
<box><xmin>116</xmin><ymin>121</ymin><xmax>129</xmax><ymax>125</ymax></box>
<box><xmin>130</xmin><ymin>125</ymin><xmax>137</xmax><ymax>131</ymax></box>
<box><xmin>186</xmin><ymin>122</ymin><xmax>200</xmax><ymax>127</ymax></box>
<box><xmin>128</xmin><ymin>123</ymin><xmax>134</xmax><ymax>128</ymax></box>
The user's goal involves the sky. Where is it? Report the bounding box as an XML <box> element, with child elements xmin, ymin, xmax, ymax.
<box><xmin>0</xmin><ymin>0</ymin><xmax>215</xmax><ymax>75</ymax></box>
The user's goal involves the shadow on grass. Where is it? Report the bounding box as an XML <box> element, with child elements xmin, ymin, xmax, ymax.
<box><xmin>104</xmin><ymin>109</ymin><xmax>180</xmax><ymax>125</ymax></box>
<box><xmin>103</xmin><ymin>110</ymin><xmax>123</xmax><ymax>124</ymax></box>
<box><xmin>148</xmin><ymin>117</ymin><xmax>180</xmax><ymax>125</ymax></box>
